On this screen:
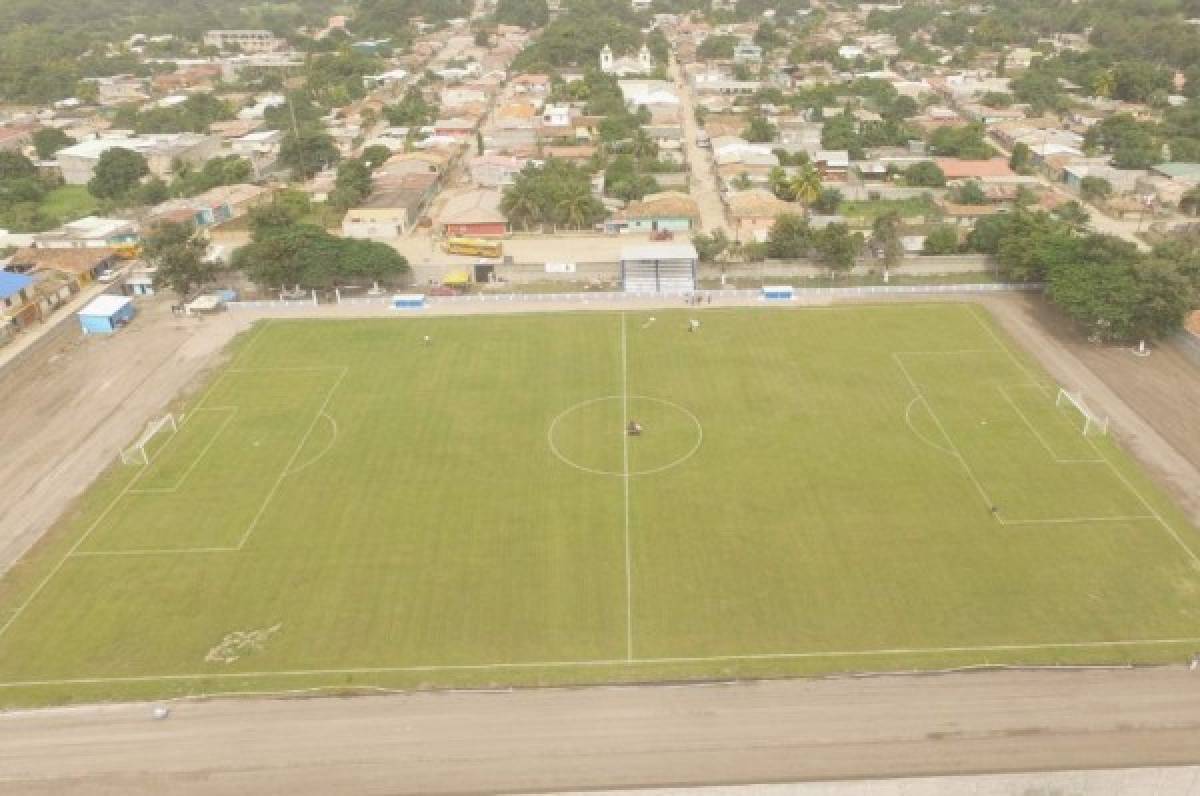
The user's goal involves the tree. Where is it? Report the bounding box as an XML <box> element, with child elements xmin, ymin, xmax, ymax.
<box><xmin>812</xmin><ymin>187</ymin><xmax>843</xmax><ymax>215</ymax></box>
<box><xmin>789</xmin><ymin>165</ymin><xmax>822</xmax><ymax>209</ymax></box>
<box><xmin>871</xmin><ymin>211</ymin><xmax>905</xmax><ymax>272</ymax></box>
<box><xmin>0</xmin><ymin>151</ymin><xmax>36</xmax><ymax>181</ymax></box>
<box><xmin>279</xmin><ymin>132</ymin><xmax>339</xmax><ymax>179</ymax></box>
<box><xmin>813</xmin><ymin>223</ymin><xmax>863</xmax><ymax>275</ymax></box>
<box><xmin>500</xmin><ymin>178</ymin><xmax>541</xmax><ymax>231</ymax></box>
<box><xmin>144</xmin><ymin>221</ymin><xmax>217</xmax><ymax>299</ymax></box>
<box><xmin>87</xmin><ymin>147</ymin><xmax>149</xmax><ymax>199</ymax></box>
<box><xmin>361</xmin><ymin>145</ymin><xmax>393</xmax><ymax>170</ymax></box>
<box><xmin>1180</xmin><ymin>185</ymin><xmax>1200</xmax><ymax>216</ymax></box>
<box><xmin>904</xmin><ymin>161</ymin><xmax>945</xmax><ymax>187</ymax></box>
<box><xmin>743</xmin><ymin>114</ymin><xmax>777</xmax><ymax>143</ymax></box>
<box><xmin>768</xmin><ymin>166</ymin><xmax>792</xmax><ymax>200</ymax></box>
<box><xmin>233</xmin><ymin>218</ymin><xmax>409</xmax><ymax>290</ymax></box>
<box><xmin>1080</xmin><ymin>176</ymin><xmax>1113</xmax><ymax>202</ymax></box>
<box><xmin>1008</xmin><ymin>141</ymin><xmax>1034</xmax><ymax>175</ymax></box>
<box><xmin>766</xmin><ymin>214</ymin><xmax>811</xmax><ymax>259</ymax></box>
<box><xmin>922</xmin><ymin>225</ymin><xmax>959</xmax><ymax>254</ymax></box>
<box><xmin>692</xmin><ymin>229</ymin><xmax>729</xmax><ymax>262</ymax></box>
<box><xmin>494</xmin><ymin>0</ymin><xmax>549</xmax><ymax>27</ymax></box>
<box><xmin>330</xmin><ymin>159</ymin><xmax>372</xmax><ymax>210</ymax></box>
<box><xmin>952</xmin><ymin>180</ymin><xmax>987</xmax><ymax>205</ymax></box>
<box><xmin>32</xmin><ymin>128</ymin><xmax>73</xmax><ymax>160</ymax></box>
<box><xmin>1055</xmin><ymin>199</ymin><xmax>1091</xmax><ymax>230</ymax></box>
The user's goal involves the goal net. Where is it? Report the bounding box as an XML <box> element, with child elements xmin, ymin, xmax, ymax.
<box><xmin>1055</xmin><ymin>389</ymin><xmax>1109</xmax><ymax>436</ymax></box>
<box><xmin>119</xmin><ymin>414</ymin><xmax>178</xmax><ymax>465</ymax></box>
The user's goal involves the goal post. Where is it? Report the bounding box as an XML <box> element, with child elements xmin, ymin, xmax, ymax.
<box><xmin>119</xmin><ymin>413</ymin><xmax>178</xmax><ymax>466</ymax></box>
<box><xmin>1055</xmin><ymin>388</ymin><xmax>1109</xmax><ymax>436</ymax></box>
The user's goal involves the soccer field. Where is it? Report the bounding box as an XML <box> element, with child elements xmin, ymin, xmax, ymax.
<box><xmin>2</xmin><ymin>303</ymin><xmax>1199</xmax><ymax>707</ymax></box>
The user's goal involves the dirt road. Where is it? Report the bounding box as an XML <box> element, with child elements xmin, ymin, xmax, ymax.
<box><xmin>5</xmin><ymin>667</ymin><xmax>1200</xmax><ymax>794</ymax></box>
<box><xmin>0</xmin><ymin>299</ymin><xmax>242</xmax><ymax>574</ymax></box>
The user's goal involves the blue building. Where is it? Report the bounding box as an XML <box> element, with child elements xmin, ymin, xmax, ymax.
<box><xmin>78</xmin><ymin>295</ymin><xmax>135</xmax><ymax>335</ymax></box>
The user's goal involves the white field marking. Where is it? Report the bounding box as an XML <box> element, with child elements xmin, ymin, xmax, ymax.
<box><xmin>71</xmin><ymin>547</ymin><xmax>237</xmax><ymax>557</ymax></box>
<box><xmin>998</xmin><ymin>515</ymin><xmax>1155</xmax><ymax>527</ymax></box>
<box><xmin>226</xmin><ymin>366</ymin><xmax>349</xmax><ymax>373</ymax></box>
<box><xmin>4</xmin><ymin>636</ymin><xmax>1200</xmax><ymax>689</ymax></box>
<box><xmin>546</xmin><ymin>396</ymin><xmax>704</xmax><ymax>477</ymax></box>
<box><xmin>895</xmin><ymin>351</ymin><xmax>1161</xmax><ymax>528</ymax></box>
<box><xmin>902</xmin><ymin>396</ymin><xmax>957</xmax><ymax>457</ymax></box>
<box><xmin>891</xmin><ymin>352</ymin><xmax>999</xmax><ymax>512</ymax></box>
<box><xmin>126</xmin><ymin>408</ymin><xmax>239</xmax><ymax>494</ymax></box>
<box><xmin>620</xmin><ymin>313</ymin><xmax>633</xmax><ymax>661</ymax></box>
<box><xmin>995</xmin><ymin>386</ymin><xmax>1104</xmax><ymax>464</ymax></box>
<box><xmin>233</xmin><ymin>366</ymin><xmax>349</xmax><ymax>549</ymax></box>
<box><xmin>283</xmin><ymin>413</ymin><xmax>340</xmax><ymax>476</ymax></box>
<box><xmin>966</xmin><ymin>305</ymin><xmax>1200</xmax><ymax>568</ymax></box>
<box><xmin>0</xmin><ymin>331</ymin><xmax>276</xmax><ymax>640</ymax></box>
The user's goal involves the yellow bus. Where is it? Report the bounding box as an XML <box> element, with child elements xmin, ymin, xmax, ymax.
<box><xmin>443</xmin><ymin>237</ymin><xmax>503</xmax><ymax>258</ymax></box>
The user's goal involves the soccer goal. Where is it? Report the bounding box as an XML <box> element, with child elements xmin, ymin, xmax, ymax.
<box><xmin>1055</xmin><ymin>388</ymin><xmax>1109</xmax><ymax>436</ymax></box>
<box><xmin>119</xmin><ymin>414</ymin><xmax>178</xmax><ymax>465</ymax></box>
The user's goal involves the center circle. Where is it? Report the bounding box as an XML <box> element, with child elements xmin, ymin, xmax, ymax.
<box><xmin>548</xmin><ymin>395</ymin><xmax>703</xmax><ymax>477</ymax></box>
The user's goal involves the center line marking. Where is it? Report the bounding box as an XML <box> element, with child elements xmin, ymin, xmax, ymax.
<box><xmin>620</xmin><ymin>313</ymin><xmax>633</xmax><ymax>661</ymax></box>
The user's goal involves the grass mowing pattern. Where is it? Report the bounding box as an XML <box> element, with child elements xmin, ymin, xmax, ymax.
<box><xmin>0</xmin><ymin>304</ymin><xmax>1198</xmax><ymax>707</ymax></box>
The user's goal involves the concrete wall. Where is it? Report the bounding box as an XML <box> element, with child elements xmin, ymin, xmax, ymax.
<box><xmin>403</xmin><ymin>254</ymin><xmax>995</xmax><ymax>287</ymax></box>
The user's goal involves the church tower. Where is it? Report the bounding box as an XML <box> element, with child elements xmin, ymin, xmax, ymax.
<box><xmin>600</xmin><ymin>44</ymin><xmax>614</xmax><ymax>73</ymax></box>
<box><xmin>639</xmin><ymin>44</ymin><xmax>653</xmax><ymax>72</ymax></box>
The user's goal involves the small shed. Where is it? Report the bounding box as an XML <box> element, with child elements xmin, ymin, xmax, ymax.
<box><xmin>78</xmin><ymin>295</ymin><xmax>135</xmax><ymax>335</ymax></box>
<box><xmin>391</xmin><ymin>294</ymin><xmax>426</xmax><ymax>309</ymax></box>
<box><xmin>762</xmin><ymin>285</ymin><xmax>794</xmax><ymax>301</ymax></box>
<box><xmin>185</xmin><ymin>295</ymin><xmax>225</xmax><ymax>315</ymax></box>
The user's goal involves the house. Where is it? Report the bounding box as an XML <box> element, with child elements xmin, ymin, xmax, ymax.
<box><xmin>57</xmin><ymin>133</ymin><xmax>221</xmax><ymax>185</ymax></box>
<box><xmin>148</xmin><ymin>184</ymin><xmax>273</xmax><ymax>228</ymax></box>
<box><xmin>203</xmin><ymin>30</ymin><xmax>285</xmax><ymax>52</ymax></box>
<box><xmin>0</xmin><ymin>270</ymin><xmax>36</xmax><ymax>340</ymax></box>
<box><xmin>733</xmin><ymin>42</ymin><xmax>763</xmax><ymax>64</ymax></box>
<box><xmin>540</xmin><ymin>104</ymin><xmax>572</xmax><ymax>128</ymax></box>
<box><xmin>84</xmin><ymin>75</ymin><xmax>150</xmax><ymax>106</ymax></box>
<box><xmin>0</xmin><ymin>124</ymin><xmax>38</xmax><ymax>153</ymax></box>
<box><xmin>934</xmin><ymin>158</ymin><xmax>1017</xmax><ymax>182</ymax></box>
<box><xmin>342</xmin><ymin>176</ymin><xmax>438</xmax><ymax>240</ymax></box>
<box><xmin>540</xmin><ymin>144</ymin><xmax>597</xmax><ymax>163</ymax></box>
<box><xmin>618</xmin><ymin>80</ymin><xmax>681</xmax><ymax>109</ymax></box>
<box><xmin>611</xmin><ymin>192</ymin><xmax>701</xmax><ymax>234</ymax></box>
<box><xmin>814</xmin><ymin>150</ymin><xmax>850</xmax><ymax>181</ymax></box>
<box><xmin>438</xmin><ymin>190</ymin><xmax>509</xmax><ymax>237</ymax></box>
<box><xmin>228</xmin><ymin>130</ymin><xmax>282</xmax><ymax>176</ymax></box>
<box><xmin>470</xmin><ymin>154</ymin><xmax>528</xmax><ymax>188</ymax></box>
<box><xmin>937</xmin><ymin>200</ymin><xmax>1008</xmax><ymax>226</ymax></box>
<box><xmin>726</xmin><ymin>191</ymin><xmax>796</xmax><ymax>242</ymax></box>
<box><xmin>35</xmin><ymin>217</ymin><xmax>138</xmax><ymax>250</ymax></box>
<box><xmin>433</xmin><ymin>118</ymin><xmax>477</xmax><ymax>138</ymax></box>
<box><xmin>8</xmin><ymin>248</ymin><xmax>119</xmax><ymax>285</ymax></box>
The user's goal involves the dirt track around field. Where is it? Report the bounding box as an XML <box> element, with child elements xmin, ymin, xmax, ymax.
<box><xmin>5</xmin><ymin>667</ymin><xmax>1200</xmax><ymax>794</ymax></box>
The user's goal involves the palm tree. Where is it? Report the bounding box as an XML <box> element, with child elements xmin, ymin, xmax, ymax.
<box><xmin>557</xmin><ymin>190</ymin><xmax>597</xmax><ymax>230</ymax></box>
<box><xmin>1092</xmin><ymin>69</ymin><xmax>1115</xmax><ymax>99</ymax></box>
<box><xmin>789</xmin><ymin>165</ymin><xmax>822</xmax><ymax>211</ymax></box>
<box><xmin>500</xmin><ymin>181</ymin><xmax>541</xmax><ymax>231</ymax></box>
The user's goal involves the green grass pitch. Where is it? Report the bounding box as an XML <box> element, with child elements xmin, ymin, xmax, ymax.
<box><xmin>2</xmin><ymin>303</ymin><xmax>1200</xmax><ymax>707</ymax></box>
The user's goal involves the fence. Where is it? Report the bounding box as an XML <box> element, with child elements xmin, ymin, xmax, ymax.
<box><xmin>226</xmin><ymin>281</ymin><xmax>1040</xmax><ymax>311</ymax></box>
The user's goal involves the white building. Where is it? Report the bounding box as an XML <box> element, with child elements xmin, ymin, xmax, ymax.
<box><xmin>57</xmin><ymin>133</ymin><xmax>222</xmax><ymax>185</ymax></box>
<box><xmin>203</xmin><ymin>30</ymin><xmax>284</xmax><ymax>53</ymax></box>
<box><xmin>601</xmin><ymin>44</ymin><xmax>655</xmax><ymax>77</ymax></box>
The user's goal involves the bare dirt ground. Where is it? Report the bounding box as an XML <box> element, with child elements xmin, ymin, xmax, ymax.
<box><xmin>5</xmin><ymin>667</ymin><xmax>1200</xmax><ymax>795</ymax></box>
<box><xmin>0</xmin><ymin>299</ymin><xmax>244</xmax><ymax>574</ymax></box>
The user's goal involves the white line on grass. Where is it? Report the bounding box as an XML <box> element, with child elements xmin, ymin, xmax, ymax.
<box><xmin>126</xmin><ymin>408</ymin><xmax>239</xmax><ymax>494</ymax></box>
<box><xmin>996</xmin><ymin>386</ymin><xmax>1104</xmax><ymax>464</ymax></box>
<box><xmin>234</xmin><ymin>367</ymin><xmax>349</xmax><ymax>549</ymax></box>
<box><xmin>966</xmin><ymin>306</ymin><xmax>1200</xmax><ymax>567</ymax></box>
<box><xmin>620</xmin><ymin>313</ymin><xmax>634</xmax><ymax>661</ymax></box>
<box><xmin>4</xmin><ymin>636</ymin><xmax>1200</xmax><ymax>689</ymax></box>
<box><xmin>0</xmin><ymin>330</ymin><xmax>274</xmax><ymax>640</ymax></box>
